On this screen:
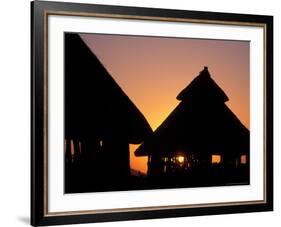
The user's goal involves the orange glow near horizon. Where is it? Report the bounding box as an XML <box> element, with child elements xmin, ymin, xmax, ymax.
<box><xmin>81</xmin><ymin>34</ymin><xmax>249</xmax><ymax>174</ymax></box>
<box><xmin>177</xmin><ymin>156</ymin><xmax>185</xmax><ymax>164</ymax></box>
<box><xmin>241</xmin><ymin>155</ymin><xmax>247</xmax><ymax>164</ymax></box>
<box><xmin>70</xmin><ymin>139</ymin><xmax>75</xmax><ymax>157</ymax></box>
<box><xmin>212</xmin><ymin>155</ymin><xmax>222</xmax><ymax>164</ymax></box>
<box><xmin>129</xmin><ymin>144</ymin><xmax>148</xmax><ymax>174</ymax></box>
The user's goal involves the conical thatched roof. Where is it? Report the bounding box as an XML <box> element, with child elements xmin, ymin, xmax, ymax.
<box><xmin>177</xmin><ymin>67</ymin><xmax>229</xmax><ymax>103</ymax></box>
<box><xmin>135</xmin><ymin>67</ymin><xmax>249</xmax><ymax>157</ymax></box>
<box><xmin>65</xmin><ymin>33</ymin><xmax>152</xmax><ymax>143</ymax></box>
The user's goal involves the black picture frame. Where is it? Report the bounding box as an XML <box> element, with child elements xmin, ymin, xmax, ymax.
<box><xmin>31</xmin><ymin>0</ymin><xmax>273</xmax><ymax>226</ymax></box>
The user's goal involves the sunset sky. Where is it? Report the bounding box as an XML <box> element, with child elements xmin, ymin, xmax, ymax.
<box><xmin>80</xmin><ymin>33</ymin><xmax>249</xmax><ymax>174</ymax></box>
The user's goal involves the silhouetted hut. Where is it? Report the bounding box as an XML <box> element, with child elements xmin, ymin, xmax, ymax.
<box><xmin>64</xmin><ymin>33</ymin><xmax>152</xmax><ymax>180</ymax></box>
<box><xmin>135</xmin><ymin>67</ymin><xmax>249</xmax><ymax>178</ymax></box>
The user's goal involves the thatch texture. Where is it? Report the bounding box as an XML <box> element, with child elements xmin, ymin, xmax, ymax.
<box><xmin>177</xmin><ymin>67</ymin><xmax>229</xmax><ymax>103</ymax></box>
<box><xmin>64</xmin><ymin>33</ymin><xmax>152</xmax><ymax>144</ymax></box>
<box><xmin>135</xmin><ymin>67</ymin><xmax>249</xmax><ymax>160</ymax></box>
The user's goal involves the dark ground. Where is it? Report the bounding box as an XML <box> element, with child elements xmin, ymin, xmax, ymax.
<box><xmin>65</xmin><ymin>165</ymin><xmax>249</xmax><ymax>194</ymax></box>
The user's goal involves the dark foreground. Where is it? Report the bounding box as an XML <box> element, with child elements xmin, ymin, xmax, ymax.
<box><xmin>65</xmin><ymin>166</ymin><xmax>249</xmax><ymax>194</ymax></box>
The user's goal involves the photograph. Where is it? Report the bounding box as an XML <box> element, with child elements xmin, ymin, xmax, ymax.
<box><xmin>64</xmin><ymin>32</ymin><xmax>250</xmax><ymax>193</ymax></box>
<box><xmin>30</xmin><ymin>1</ymin><xmax>273</xmax><ymax>225</ymax></box>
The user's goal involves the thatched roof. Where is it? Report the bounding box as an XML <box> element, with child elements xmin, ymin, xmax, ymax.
<box><xmin>135</xmin><ymin>67</ymin><xmax>249</xmax><ymax>157</ymax></box>
<box><xmin>177</xmin><ymin>67</ymin><xmax>229</xmax><ymax>103</ymax></box>
<box><xmin>64</xmin><ymin>33</ymin><xmax>152</xmax><ymax>143</ymax></box>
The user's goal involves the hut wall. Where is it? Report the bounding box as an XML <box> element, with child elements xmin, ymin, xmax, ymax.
<box><xmin>101</xmin><ymin>139</ymin><xmax>130</xmax><ymax>178</ymax></box>
<box><xmin>148</xmin><ymin>154</ymin><xmax>165</xmax><ymax>176</ymax></box>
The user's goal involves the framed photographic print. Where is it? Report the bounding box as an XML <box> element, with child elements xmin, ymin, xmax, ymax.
<box><xmin>31</xmin><ymin>0</ymin><xmax>273</xmax><ymax>226</ymax></box>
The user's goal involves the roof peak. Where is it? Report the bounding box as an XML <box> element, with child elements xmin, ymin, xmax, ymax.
<box><xmin>200</xmin><ymin>66</ymin><xmax>211</xmax><ymax>77</ymax></box>
<box><xmin>176</xmin><ymin>67</ymin><xmax>229</xmax><ymax>103</ymax></box>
